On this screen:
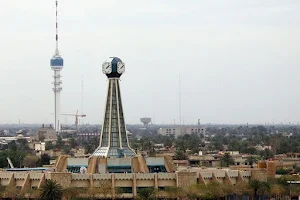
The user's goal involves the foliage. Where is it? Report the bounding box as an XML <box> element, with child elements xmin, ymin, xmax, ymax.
<box><xmin>39</xmin><ymin>180</ymin><xmax>63</xmax><ymax>200</ymax></box>
<box><xmin>174</xmin><ymin>150</ymin><xmax>186</xmax><ymax>160</ymax></box>
<box><xmin>40</xmin><ymin>153</ymin><xmax>51</xmax><ymax>165</ymax></box>
<box><xmin>63</xmin><ymin>187</ymin><xmax>86</xmax><ymax>200</ymax></box>
<box><xmin>0</xmin><ymin>150</ymin><xmax>27</xmax><ymax>168</ymax></box>
<box><xmin>245</xmin><ymin>156</ymin><xmax>258</xmax><ymax>168</ymax></box>
<box><xmin>249</xmin><ymin>180</ymin><xmax>271</xmax><ymax>199</ymax></box>
<box><xmin>276</xmin><ymin>168</ymin><xmax>291</xmax><ymax>175</ymax></box>
<box><xmin>220</xmin><ymin>153</ymin><xmax>235</xmax><ymax>167</ymax></box>
<box><xmin>63</xmin><ymin>145</ymin><xmax>72</xmax><ymax>155</ymax></box>
<box><xmin>22</xmin><ymin>155</ymin><xmax>39</xmax><ymax>167</ymax></box>
<box><xmin>135</xmin><ymin>188</ymin><xmax>157</xmax><ymax>200</ymax></box>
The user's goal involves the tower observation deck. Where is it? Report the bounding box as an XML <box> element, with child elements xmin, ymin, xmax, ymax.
<box><xmin>92</xmin><ymin>57</ymin><xmax>136</xmax><ymax>157</ymax></box>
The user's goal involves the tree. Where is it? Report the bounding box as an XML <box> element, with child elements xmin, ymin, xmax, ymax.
<box><xmin>3</xmin><ymin>186</ymin><xmax>22</xmax><ymax>200</ymax></box>
<box><xmin>245</xmin><ymin>156</ymin><xmax>258</xmax><ymax>168</ymax></box>
<box><xmin>39</xmin><ymin>180</ymin><xmax>63</xmax><ymax>200</ymax></box>
<box><xmin>69</xmin><ymin>137</ymin><xmax>78</xmax><ymax>148</ymax></box>
<box><xmin>63</xmin><ymin>187</ymin><xmax>85</xmax><ymax>200</ymax></box>
<box><xmin>23</xmin><ymin>155</ymin><xmax>39</xmax><ymax>168</ymax></box>
<box><xmin>135</xmin><ymin>188</ymin><xmax>157</xmax><ymax>200</ymax></box>
<box><xmin>271</xmin><ymin>184</ymin><xmax>286</xmax><ymax>200</ymax></box>
<box><xmin>63</xmin><ymin>146</ymin><xmax>72</xmax><ymax>155</ymax></box>
<box><xmin>56</xmin><ymin>136</ymin><xmax>64</xmax><ymax>149</ymax></box>
<box><xmin>249</xmin><ymin>180</ymin><xmax>270</xmax><ymax>200</ymax></box>
<box><xmin>174</xmin><ymin>150</ymin><xmax>186</xmax><ymax>160</ymax></box>
<box><xmin>257</xmin><ymin>181</ymin><xmax>271</xmax><ymax>197</ymax></box>
<box><xmin>220</xmin><ymin>153</ymin><xmax>235</xmax><ymax>167</ymax></box>
<box><xmin>7</xmin><ymin>141</ymin><xmax>17</xmax><ymax>151</ymax></box>
<box><xmin>41</xmin><ymin>153</ymin><xmax>51</xmax><ymax>165</ymax></box>
<box><xmin>249</xmin><ymin>180</ymin><xmax>261</xmax><ymax>200</ymax></box>
<box><xmin>234</xmin><ymin>182</ymin><xmax>251</xmax><ymax>197</ymax></box>
<box><xmin>164</xmin><ymin>186</ymin><xmax>186</xmax><ymax>199</ymax></box>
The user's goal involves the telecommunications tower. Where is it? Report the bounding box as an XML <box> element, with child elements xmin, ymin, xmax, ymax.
<box><xmin>50</xmin><ymin>0</ymin><xmax>64</xmax><ymax>132</ymax></box>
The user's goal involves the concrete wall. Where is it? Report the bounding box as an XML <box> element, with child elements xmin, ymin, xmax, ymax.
<box><xmin>0</xmin><ymin>168</ymin><xmax>263</xmax><ymax>199</ymax></box>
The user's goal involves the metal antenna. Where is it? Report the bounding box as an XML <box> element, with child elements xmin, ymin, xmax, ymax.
<box><xmin>81</xmin><ymin>76</ymin><xmax>84</xmax><ymax>114</ymax></box>
<box><xmin>55</xmin><ymin>0</ymin><xmax>59</xmax><ymax>55</ymax></box>
<box><xmin>179</xmin><ymin>73</ymin><xmax>182</xmax><ymax>125</ymax></box>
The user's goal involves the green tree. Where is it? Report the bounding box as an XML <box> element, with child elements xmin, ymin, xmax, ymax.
<box><xmin>7</xmin><ymin>141</ymin><xmax>17</xmax><ymax>151</ymax></box>
<box><xmin>41</xmin><ymin>153</ymin><xmax>51</xmax><ymax>165</ymax></box>
<box><xmin>249</xmin><ymin>180</ymin><xmax>261</xmax><ymax>200</ymax></box>
<box><xmin>56</xmin><ymin>136</ymin><xmax>64</xmax><ymax>149</ymax></box>
<box><xmin>69</xmin><ymin>137</ymin><xmax>78</xmax><ymax>148</ymax></box>
<box><xmin>135</xmin><ymin>188</ymin><xmax>156</xmax><ymax>200</ymax></box>
<box><xmin>62</xmin><ymin>187</ymin><xmax>85</xmax><ymax>200</ymax></box>
<box><xmin>245</xmin><ymin>156</ymin><xmax>258</xmax><ymax>168</ymax></box>
<box><xmin>220</xmin><ymin>153</ymin><xmax>235</xmax><ymax>167</ymax></box>
<box><xmin>249</xmin><ymin>180</ymin><xmax>270</xmax><ymax>200</ymax></box>
<box><xmin>39</xmin><ymin>180</ymin><xmax>63</xmax><ymax>200</ymax></box>
<box><xmin>174</xmin><ymin>150</ymin><xmax>186</xmax><ymax>160</ymax></box>
<box><xmin>22</xmin><ymin>155</ymin><xmax>39</xmax><ymax>167</ymax></box>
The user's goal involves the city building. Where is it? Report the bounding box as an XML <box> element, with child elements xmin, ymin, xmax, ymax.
<box><xmin>158</xmin><ymin>126</ymin><xmax>206</xmax><ymax>138</ymax></box>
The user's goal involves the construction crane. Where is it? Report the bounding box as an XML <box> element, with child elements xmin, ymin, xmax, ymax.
<box><xmin>61</xmin><ymin>110</ymin><xmax>86</xmax><ymax>132</ymax></box>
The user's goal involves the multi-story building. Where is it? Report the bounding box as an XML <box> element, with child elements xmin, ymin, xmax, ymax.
<box><xmin>158</xmin><ymin>126</ymin><xmax>206</xmax><ymax>138</ymax></box>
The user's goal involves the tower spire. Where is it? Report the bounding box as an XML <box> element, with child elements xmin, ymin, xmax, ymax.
<box><xmin>50</xmin><ymin>0</ymin><xmax>64</xmax><ymax>133</ymax></box>
<box><xmin>55</xmin><ymin>0</ymin><xmax>59</xmax><ymax>55</ymax></box>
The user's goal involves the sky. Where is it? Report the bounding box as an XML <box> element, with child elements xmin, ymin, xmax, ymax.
<box><xmin>0</xmin><ymin>0</ymin><xmax>300</xmax><ymax>125</ymax></box>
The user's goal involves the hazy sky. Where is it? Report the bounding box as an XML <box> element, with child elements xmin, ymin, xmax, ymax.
<box><xmin>0</xmin><ymin>0</ymin><xmax>300</xmax><ymax>125</ymax></box>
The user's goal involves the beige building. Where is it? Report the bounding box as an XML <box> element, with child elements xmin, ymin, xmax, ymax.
<box><xmin>0</xmin><ymin>155</ymin><xmax>274</xmax><ymax>199</ymax></box>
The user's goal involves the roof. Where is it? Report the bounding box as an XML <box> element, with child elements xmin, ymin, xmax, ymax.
<box><xmin>105</xmin><ymin>57</ymin><xmax>122</xmax><ymax>64</ymax></box>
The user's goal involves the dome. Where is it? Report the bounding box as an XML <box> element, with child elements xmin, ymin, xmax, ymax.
<box><xmin>16</xmin><ymin>134</ymin><xmax>25</xmax><ymax>139</ymax></box>
<box><xmin>105</xmin><ymin>57</ymin><xmax>122</xmax><ymax>64</ymax></box>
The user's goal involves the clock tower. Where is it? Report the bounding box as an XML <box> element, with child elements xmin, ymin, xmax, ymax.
<box><xmin>92</xmin><ymin>57</ymin><xmax>136</xmax><ymax>157</ymax></box>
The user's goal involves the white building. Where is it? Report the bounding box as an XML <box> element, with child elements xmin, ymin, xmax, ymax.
<box><xmin>34</xmin><ymin>142</ymin><xmax>46</xmax><ymax>155</ymax></box>
<box><xmin>158</xmin><ymin>126</ymin><xmax>206</xmax><ymax>138</ymax></box>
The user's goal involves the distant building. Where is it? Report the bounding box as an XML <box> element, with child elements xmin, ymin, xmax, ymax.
<box><xmin>158</xmin><ymin>126</ymin><xmax>206</xmax><ymax>138</ymax></box>
<box><xmin>34</xmin><ymin>142</ymin><xmax>46</xmax><ymax>156</ymax></box>
<box><xmin>0</xmin><ymin>134</ymin><xmax>30</xmax><ymax>144</ymax></box>
<box><xmin>77</xmin><ymin>132</ymin><xmax>99</xmax><ymax>141</ymax></box>
<box><xmin>32</xmin><ymin>126</ymin><xmax>57</xmax><ymax>142</ymax></box>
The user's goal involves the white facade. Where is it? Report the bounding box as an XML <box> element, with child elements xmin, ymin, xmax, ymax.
<box><xmin>158</xmin><ymin>126</ymin><xmax>206</xmax><ymax>138</ymax></box>
<box><xmin>52</xmin><ymin>69</ymin><xmax>62</xmax><ymax>132</ymax></box>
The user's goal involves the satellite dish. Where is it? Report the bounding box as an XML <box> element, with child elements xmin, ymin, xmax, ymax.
<box><xmin>80</xmin><ymin>167</ymin><xmax>87</xmax><ymax>174</ymax></box>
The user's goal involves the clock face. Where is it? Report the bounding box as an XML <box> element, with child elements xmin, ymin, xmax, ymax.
<box><xmin>102</xmin><ymin>62</ymin><xmax>112</xmax><ymax>74</ymax></box>
<box><xmin>117</xmin><ymin>62</ymin><xmax>125</xmax><ymax>74</ymax></box>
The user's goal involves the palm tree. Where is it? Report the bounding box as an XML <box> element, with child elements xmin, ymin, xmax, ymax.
<box><xmin>135</xmin><ymin>188</ymin><xmax>157</xmax><ymax>200</ymax></box>
<box><xmin>257</xmin><ymin>181</ymin><xmax>271</xmax><ymax>198</ymax></box>
<box><xmin>249</xmin><ymin>180</ymin><xmax>270</xmax><ymax>200</ymax></box>
<box><xmin>271</xmin><ymin>184</ymin><xmax>286</xmax><ymax>200</ymax></box>
<box><xmin>249</xmin><ymin>180</ymin><xmax>261</xmax><ymax>200</ymax></box>
<box><xmin>39</xmin><ymin>180</ymin><xmax>63</xmax><ymax>200</ymax></box>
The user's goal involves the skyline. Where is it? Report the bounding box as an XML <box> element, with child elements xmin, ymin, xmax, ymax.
<box><xmin>0</xmin><ymin>1</ymin><xmax>300</xmax><ymax>125</ymax></box>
